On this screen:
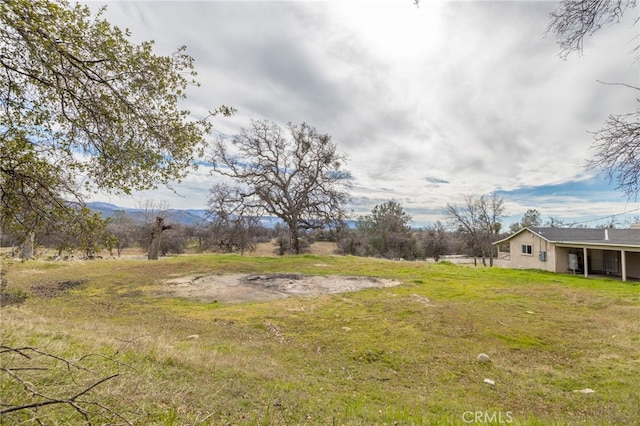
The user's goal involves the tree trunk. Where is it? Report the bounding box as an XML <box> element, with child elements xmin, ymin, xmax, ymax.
<box><xmin>290</xmin><ymin>226</ymin><xmax>300</xmax><ymax>254</ymax></box>
<box><xmin>489</xmin><ymin>244</ymin><xmax>495</xmax><ymax>266</ymax></box>
<box><xmin>148</xmin><ymin>217</ymin><xmax>171</xmax><ymax>260</ymax></box>
<box><xmin>20</xmin><ymin>232</ymin><xmax>35</xmax><ymax>260</ymax></box>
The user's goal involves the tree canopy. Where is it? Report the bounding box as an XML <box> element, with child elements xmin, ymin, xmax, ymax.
<box><xmin>356</xmin><ymin>200</ymin><xmax>418</xmax><ymax>260</ymax></box>
<box><xmin>1</xmin><ymin>0</ymin><xmax>230</xmax><ymax>239</ymax></box>
<box><xmin>509</xmin><ymin>208</ymin><xmax>542</xmax><ymax>233</ymax></box>
<box><xmin>209</xmin><ymin>119</ymin><xmax>352</xmax><ymax>254</ymax></box>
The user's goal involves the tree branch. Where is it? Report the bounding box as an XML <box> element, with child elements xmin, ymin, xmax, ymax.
<box><xmin>0</xmin><ymin>345</ymin><xmax>131</xmax><ymax>424</ymax></box>
<box><xmin>596</xmin><ymin>79</ymin><xmax>640</xmax><ymax>91</ymax></box>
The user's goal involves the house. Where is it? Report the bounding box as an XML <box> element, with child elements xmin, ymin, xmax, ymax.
<box><xmin>493</xmin><ymin>227</ymin><xmax>640</xmax><ymax>281</ymax></box>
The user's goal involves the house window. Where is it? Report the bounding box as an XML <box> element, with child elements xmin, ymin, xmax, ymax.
<box><xmin>521</xmin><ymin>244</ymin><xmax>532</xmax><ymax>255</ymax></box>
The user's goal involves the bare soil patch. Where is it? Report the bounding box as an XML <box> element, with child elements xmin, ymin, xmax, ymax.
<box><xmin>30</xmin><ymin>279</ymin><xmax>87</xmax><ymax>298</ymax></box>
<box><xmin>162</xmin><ymin>273</ymin><xmax>401</xmax><ymax>304</ymax></box>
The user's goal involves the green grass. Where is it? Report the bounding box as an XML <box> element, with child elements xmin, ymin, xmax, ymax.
<box><xmin>1</xmin><ymin>254</ymin><xmax>639</xmax><ymax>425</ymax></box>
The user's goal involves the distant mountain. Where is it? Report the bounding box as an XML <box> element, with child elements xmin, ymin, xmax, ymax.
<box><xmin>86</xmin><ymin>202</ymin><xmax>357</xmax><ymax>228</ymax></box>
<box><xmin>164</xmin><ymin>209</ymin><xmax>209</xmax><ymax>225</ymax></box>
<box><xmin>85</xmin><ymin>202</ymin><xmax>136</xmax><ymax>212</ymax></box>
<box><xmin>86</xmin><ymin>202</ymin><xmax>208</xmax><ymax>226</ymax></box>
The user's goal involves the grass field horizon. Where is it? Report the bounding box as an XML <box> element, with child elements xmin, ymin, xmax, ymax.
<box><xmin>1</xmin><ymin>252</ymin><xmax>639</xmax><ymax>425</ymax></box>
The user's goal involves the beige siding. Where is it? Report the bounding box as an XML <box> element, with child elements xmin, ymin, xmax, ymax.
<box><xmin>505</xmin><ymin>231</ymin><xmax>555</xmax><ymax>271</ymax></box>
<box><xmin>555</xmin><ymin>247</ymin><xmax>573</xmax><ymax>273</ymax></box>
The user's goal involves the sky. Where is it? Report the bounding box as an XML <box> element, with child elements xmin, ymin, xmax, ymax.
<box><xmin>86</xmin><ymin>0</ymin><xmax>640</xmax><ymax>228</ymax></box>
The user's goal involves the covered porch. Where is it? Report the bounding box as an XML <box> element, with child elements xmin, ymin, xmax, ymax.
<box><xmin>555</xmin><ymin>244</ymin><xmax>640</xmax><ymax>282</ymax></box>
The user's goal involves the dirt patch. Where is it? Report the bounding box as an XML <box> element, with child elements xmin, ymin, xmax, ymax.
<box><xmin>162</xmin><ymin>273</ymin><xmax>401</xmax><ymax>304</ymax></box>
<box><xmin>30</xmin><ymin>280</ymin><xmax>87</xmax><ymax>298</ymax></box>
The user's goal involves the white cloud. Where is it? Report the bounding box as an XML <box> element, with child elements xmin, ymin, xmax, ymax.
<box><xmin>89</xmin><ymin>1</ymin><xmax>640</xmax><ymax>226</ymax></box>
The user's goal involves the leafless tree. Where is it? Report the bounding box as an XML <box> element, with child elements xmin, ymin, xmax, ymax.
<box><xmin>446</xmin><ymin>194</ymin><xmax>504</xmax><ymax>266</ymax></box>
<box><xmin>588</xmin><ymin>103</ymin><xmax>640</xmax><ymax>198</ymax></box>
<box><xmin>206</xmin><ymin>183</ymin><xmax>261</xmax><ymax>254</ymax></box>
<box><xmin>446</xmin><ymin>195</ymin><xmax>483</xmax><ymax>264</ymax></box>
<box><xmin>547</xmin><ymin>0</ymin><xmax>640</xmax><ymax>197</ymax></box>
<box><xmin>132</xmin><ymin>199</ymin><xmax>175</xmax><ymax>260</ymax></box>
<box><xmin>147</xmin><ymin>217</ymin><xmax>171</xmax><ymax>260</ymax></box>
<box><xmin>209</xmin><ymin>120</ymin><xmax>352</xmax><ymax>254</ymax></box>
<box><xmin>547</xmin><ymin>0</ymin><xmax>637</xmax><ymax>59</ymax></box>
<box><xmin>420</xmin><ymin>220</ymin><xmax>450</xmax><ymax>261</ymax></box>
<box><xmin>105</xmin><ymin>210</ymin><xmax>136</xmax><ymax>257</ymax></box>
<box><xmin>546</xmin><ymin>216</ymin><xmax>567</xmax><ymax>227</ymax></box>
<box><xmin>477</xmin><ymin>193</ymin><xmax>505</xmax><ymax>266</ymax></box>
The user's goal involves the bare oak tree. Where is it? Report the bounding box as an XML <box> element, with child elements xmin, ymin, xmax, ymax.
<box><xmin>446</xmin><ymin>194</ymin><xmax>504</xmax><ymax>266</ymax></box>
<box><xmin>446</xmin><ymin>195</ymin><xmax>484</xmax><ymax>264</ymax></box>
<box><xmin>209</xmin><ymin>120</ymin><xmax>352</xmax><ymax>254</ymax></box>
<box><xmin>547</xmin><ymin>0</ymin><xmax>640</xmax><ymax>197</ymax></box>
<box><xmin>477</xmin><ymin>193</ymin><xmax>505</xmax><ymax>266</ymax></box>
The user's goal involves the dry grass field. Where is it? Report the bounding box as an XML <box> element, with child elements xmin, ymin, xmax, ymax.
<box><xmin>1</xmin><ymin>252</ymin><xmax>639</xmax><ymax>425</ymax></box>
<box><xmin>0</xmin><ymin>239</ymin><xmax>338</xmax><ymax>260</ymax></box>
<box><xmin>248</xmin><ymin>240</ymin><xmax>338</xmax><ymax>257</ymax></box>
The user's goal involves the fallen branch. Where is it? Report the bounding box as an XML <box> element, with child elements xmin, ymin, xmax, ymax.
<box><xmin>0</xmin><ymin>345</ymin><xmax>132</xmax><ymax>424</ymax></box>
<box><xmin>0</xmin><ymin>373</ymin><xmax>118</xmax><ymax>415</ymax></box>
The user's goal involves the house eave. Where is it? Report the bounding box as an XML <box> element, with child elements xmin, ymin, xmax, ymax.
<box><xmin>492</xmin><ymin>227</ymin><xmax>552</xmax><ymax>246</ymax></box>
<box><xmin>554</xmin><ymin>241</ymin><xmax>640</xmax><ymax>251</ymax></box>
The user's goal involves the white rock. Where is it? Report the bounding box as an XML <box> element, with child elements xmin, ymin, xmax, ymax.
<box><xmin>476</xmin><ymin>353</ymin><xmax>491</xmax><ymax>363</ymax></box>
<box><xmin>483</xmin><ymin>378</ymin><xmax>495</xmax><ymax>386</ymax></box>
<box><xmin>186</xmin><ymin>334</ymin><xmax>199</xmax><ymax>340</ymax></box>
<box><xmin>412</xmin><ymin>294</ymin><xmax>431</xmax><ymax>304</ymax></box>
<box><xmin>573</xmin><ymin>388</ymin><xmax>596</xmax><ymax>394</ymax></box>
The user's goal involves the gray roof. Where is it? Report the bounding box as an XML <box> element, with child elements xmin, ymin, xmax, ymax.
<box><xmin>529</xmin><ymin>227</ymin><xmax>640</xmax><ymax>245</ymax></box>
<box><xmin>495</xmin><ymin>227</ymin><xmax>640</xmax><ymax>247</ymax></box>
